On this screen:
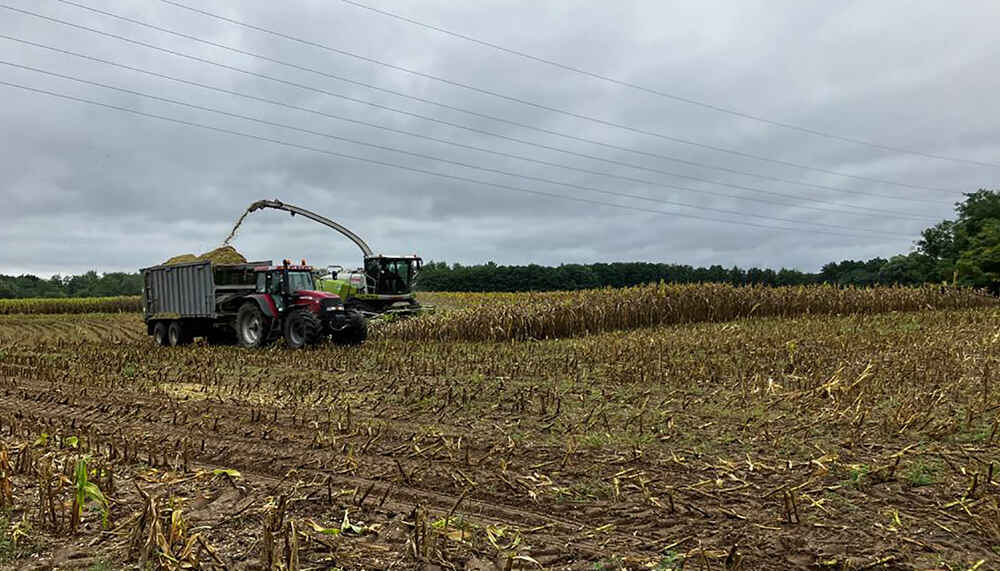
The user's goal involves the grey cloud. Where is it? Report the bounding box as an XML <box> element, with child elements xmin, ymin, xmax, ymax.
<box><xmin>2</xmin><ymin>0</ymin><xmax>997</xmax><ymax>276</ymax></box>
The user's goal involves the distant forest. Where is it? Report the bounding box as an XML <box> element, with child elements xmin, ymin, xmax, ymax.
<box><xmin>419</xmin><ymin>189</ymin><xmax>1000</xmax><ymax>292</ymax></box>
<box><xmin>417</xmin><ymin>258</ymin><xmax>901</xmax><ymax>292</ymax></box>
<box><xmin>0</xmin><ymin>272</ymin><xmax>142</xmax><ymax>299</ymax></box>
<box><xmin>0</xmin><ymin>259</ymin><xmax>899</xmax><ymax>299</ymax></box>
<box><xmin>3</xmin><ymin>190</ymin><xmax>999</xmax><ymax>298</ymax></box>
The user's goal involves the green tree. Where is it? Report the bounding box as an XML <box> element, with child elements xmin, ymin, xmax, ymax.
<box><xmin>955</xmin><ymin>220</ymin><xmax>1000</xmax><ymax>292</ymax></box>
<box><xmin>916</xmin><ymin>220</ymin><xmax>958</xmax><ymax>282</ymax></box>
<box><xmin>878</xmin><ymin>253</ymin><xmax>935</xmax><ymax>286</ymax></box>
<box><xmin>917</xmin><ymin>189</ymin><xmax>1000</xmax><ymax>286</ymax></box>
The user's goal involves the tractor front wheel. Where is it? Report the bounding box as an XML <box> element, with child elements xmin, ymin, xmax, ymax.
<box><xmin>284</xmin><ymin>309</ymin><xmax>322</xmax><ymax>349</ymax></box>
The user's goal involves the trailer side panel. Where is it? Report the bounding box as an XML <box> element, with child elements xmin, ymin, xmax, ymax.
<box><xmin>143</xmin><ymin>262</ymin><xmax>215</xmax><ymax>320</ymax></box>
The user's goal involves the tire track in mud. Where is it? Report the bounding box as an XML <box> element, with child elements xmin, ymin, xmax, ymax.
<box><xmin>0</xmin><ymin>376</ymin><xmax>670</xmax><ymax>560</ymax></box>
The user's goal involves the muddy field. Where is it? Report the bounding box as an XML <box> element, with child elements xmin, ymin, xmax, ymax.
<box><xmin>0</xmin><ymin>295</ymin><xmax>998</xmax><ymax>569</ymax></box>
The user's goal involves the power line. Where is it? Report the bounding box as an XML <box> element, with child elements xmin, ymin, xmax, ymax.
<box><xmin>0</xmin><ymin>34</ymin><xmax>941</xmax><ymax>223</ymax></box>
<box><xmin>0</xmin><ymin>4</ymin><xmax>955</xmax><ymax>206</ymax></box>
<box><xmin>0</xmin><ymin>78</ymin><xmax>906</xmax><ymax>241</ymax></box>
<box><xmin>0</xmin><ymin>60</ymin><xmax>914</xmax><ymax>238</ymax></box>
<box><xmin>152</xmin><ymin>0</ymin><xmax>996</xmax><ymax>176</ymax></box>
<box><xmin>336</xmin><ymin>0</ymin><xmax>1000</xmax><ymax>169</ymax></box>
<box><xmin>48</xmin><ymin>0</ymin><xmax>961</xmax><ymax>193</ymax></box>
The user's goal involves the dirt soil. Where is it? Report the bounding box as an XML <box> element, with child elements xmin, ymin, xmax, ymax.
<box><xmin>0</xmin><ymin>308</ymin><xmax>997</xmax><ymax>569</ymax></box>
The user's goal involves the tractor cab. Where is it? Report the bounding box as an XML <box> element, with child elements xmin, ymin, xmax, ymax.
<box><xmin>253</xmin><ymin>261</ymin><xmax>341</xmax><ymax>314</ymax></box>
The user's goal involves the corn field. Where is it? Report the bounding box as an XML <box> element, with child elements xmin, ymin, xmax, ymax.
<box><xmin>398</xmin><ymin>283</ymin><xmax>997</xmax><ymax>341</ymax></box>
<box><xmin>0</xmin><ymin>296</ymin><xmax>142</xmax><ymax>315</ymax></box>
<box><xmin>0</xmin><ymin>291</ymin><xmax>997</xmax><ymax>568</ymax></box>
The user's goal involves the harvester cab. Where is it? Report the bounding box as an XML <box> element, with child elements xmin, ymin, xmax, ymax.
<box><xmin>319</xmin><ymin>254</ymin><xmax>423</xmax><ymax>316</ymax></box>
<box><xmin>367</xmin><ymin>255</ymin><xmax>422</xmax><ymax>296</ymax></box>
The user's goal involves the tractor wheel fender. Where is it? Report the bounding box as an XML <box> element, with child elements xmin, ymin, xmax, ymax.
<box><xmin>241</xmin><ymin>294</ymin><xmax>277</xmax><ymax>318</ymax></box>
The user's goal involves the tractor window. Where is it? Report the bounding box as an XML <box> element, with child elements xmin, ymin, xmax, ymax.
<box><xmin>287</xmin><ymin>271</ymin><xmax>314</xmax><ymax>292</ymax></box>
<box><xmin>266</xmin><ymin>272</ymin><xmax>286</xmax><ymax>312</ymax></box>
<box><xmin>256</xmin><ymin>272</ymin><xmax>266</xmax><ymax>293</ymax></box>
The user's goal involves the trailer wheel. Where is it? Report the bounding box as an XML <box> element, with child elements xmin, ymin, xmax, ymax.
<box><xmin>333</xmin><ymin>310</ymin><xmax>367</xmax><ymax>346</ymax></box>
<box><xmin>284</xmin><ymin>309</ymin><xmax>321</xmax><ymax>349</ymax></box>
<box><xmin>237</xmin><ymin>303</ymin><xmax>272</xmax><ymax>348</ymax></box>
<box><xmin>153</xmin><ymin>322</ymin><xmax>168</xmax><ymax>346</ymax></box>
<box><xmin>167</xmin><ymin>321</ymin><xmax>190</xmax><ymax>347</ymax></box>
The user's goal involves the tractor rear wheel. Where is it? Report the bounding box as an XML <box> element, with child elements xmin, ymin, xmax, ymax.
<box><xmin>332</xmin><ymin>310</ymin><xmax>367</xmax><ymax>346</ymax></box>
<box><xmin>284</xmin><ymin>309</ymin><xmax>321</xmax><ymax>349</ymax></box>
<box><xmin>237</xmin><ymin>303</ymin><xmax>272</xmax><ymax>348</ymax></box>
<box><xmin>153</xmin><ymin>322</ymin><xmax>168</xmax><ymax>346</ymax></box>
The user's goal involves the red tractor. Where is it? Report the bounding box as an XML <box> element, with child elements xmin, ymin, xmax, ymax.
<box><xmin>142</xmin><ymin>259</ymin><xmax>367</xmax><ymax>348</ymax></box>
<box><xmin>236</xmin><ymin>262</ymin><xmax>367</xmax><ymax>348</ymax></box>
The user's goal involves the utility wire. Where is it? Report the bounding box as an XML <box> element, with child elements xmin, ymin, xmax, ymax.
<box><xmin>0</xmin><ymin>60</ymin><xmax>913</xmax><ymax>237</ymax></box>
<box><xmin>336</xmin><ymin>0</ymin><xmax>999</xmax><ymax>169</ymax></box>
<box><xmin>153</xmin><ymin>0</ymin><xmax>995</xmax><ymax>175</ymax></box>
<box><xmin>46</xmin><ymin>0</ymin><xmax>960</xmax><ymax>193</ymax></box>
<box><xmin>0</xmin><ymin>3</ymin><xmax>955</xmax><ymax>206</ymax></box>
<box><xmin>0</xmin><ymin>34</ymin><xmax>941</xmax><ymax>223</ymax></box>
<box><xmin>0</xmin><ymin>78</ymin><xmax>907</xmax><ymax>241</ymax></box>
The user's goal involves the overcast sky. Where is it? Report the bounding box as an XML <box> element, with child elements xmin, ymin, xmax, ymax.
<box><xmin>1</xmin><ymin>0</ymin><xmax>997</xmax><ymax>276</ymax></box>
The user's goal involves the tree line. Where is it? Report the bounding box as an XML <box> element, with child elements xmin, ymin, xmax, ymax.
<box><xmin>0</xmin><ymin>271</ymin><xmax>142</xmax><ymax>299</ymax></box>
<box><xmin>3</xmin><ymin>189</ymin><xmax>999</xmax><ymax>298</ymax></box>
<box><xmin>417</xmin><ymin>189</ymin><xmax>1000</xmax><ymax>292</ymax></box>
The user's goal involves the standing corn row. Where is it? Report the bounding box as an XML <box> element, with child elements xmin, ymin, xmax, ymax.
<box><xmin>388</xmin><ymin>284</ymin><xmax>997</xmax><ymax>342</ymax></box>
<box><xmin>0</xmin><ymin>296</ymin><xmax>143</xmax><ymax>315</ymax></box>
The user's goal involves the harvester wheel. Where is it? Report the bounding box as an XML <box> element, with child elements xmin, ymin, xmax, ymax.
<box><xmin>237</xmin><ymin>303</ymin><xmax>272</xmax><ymax>348</ymax></box>
<box><xmin>167</xmin><ymin>321</ymin><xmax>190</xmax><ymax>347</ymax></box>
<box><xmin>153</xmin><ymin>322</ymin><xmax>168</xmax><ymax>346</ymax></box>
<box><xmin>284</xmin><ymin>309</ymin><xmax>321</xmax><ymax>349</ymax></box>
<box><xmin>333</xmin><ymin>310</ymin><xmax>368</xmax><ymax>346</ymax></box>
